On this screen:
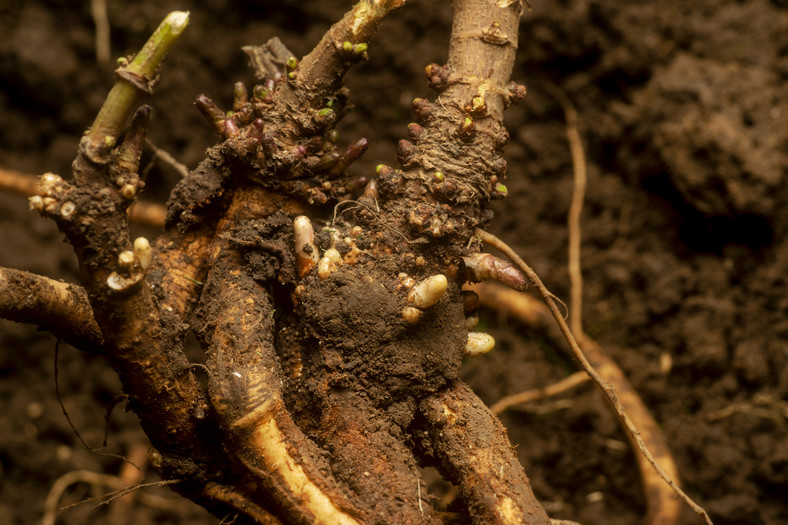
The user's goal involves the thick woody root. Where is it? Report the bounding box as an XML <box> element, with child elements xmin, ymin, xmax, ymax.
<box><xmin>416</xmin><ymin>382</ymin><xmax>551</xmax><ymax>525</ymax></box>
<box><xmin>471</xmin><ymin>281</ymin><xmax>681</xmax><ymax>525</ymax></box>
<box><xmin>195</xmin><ymin>188</ymin><xmax>448</xmax><ymax>523</ymax></box>
<box><xmin>196</xmin><ymin>253</ymin><xmax>362</xmax><ymax>524</ymax></box>
<box><xmin>202</xmin><ymin>275</ymin><xmax>446</xmax><ymax>523</ymax></box>
<box><xmin>26</xmin><ymin>114</ymin><xmax>210</xmax><ymax>458</ymax></box>
<box><xmin>355</xmin><ymin>0</ymin><xmax>526</xmax><ymax>254</ymax></box>
<box><xmin>305</xmin><ymin>389</ymin><xmax>441</xmax><ymax>524</ymax></box>
<box><xmin>0</xmin><ymin>267</ymin><xmax>102</xmax><ymax>350</ymax></box>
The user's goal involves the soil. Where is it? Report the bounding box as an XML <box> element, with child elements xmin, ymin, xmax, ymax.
<box><xmin>1</xmin><ymin>1</ymin><xmax>787</xmax><ymax>524</ymax></box>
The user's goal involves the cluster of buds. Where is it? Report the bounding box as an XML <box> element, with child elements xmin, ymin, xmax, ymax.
<box><xmin>106</xmin><ymin>237</ymin><xmax>152</xmax><ymax>293</ymax></box>
<box><xmin>28</xmin><ymin>173</ymin><xmax>77</xmax><ymax>221</ymax></box>
<box><xmin>293</xmin><ymin>215</ymin><xmax>364</xmax><ymax>280</ymax></box>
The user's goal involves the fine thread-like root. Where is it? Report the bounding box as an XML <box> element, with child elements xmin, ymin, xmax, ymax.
<box><xmin>545</xmin><ymin>84</ymin><xmax>586</xmax><ymax>336</ymax></box>
<box><xmin>107</xmin><ymin>443</ymin><xmax>149</xmax><ymax>521</ymax></box>
<box><xmin>489</xmin><ymin>371</ymin><xmax>589</xmax><ymax>415</ymax></box>
<box><xmin>473</xmin><ymin>282</ymin><xmax>681</xmax><ymax>524</ymax></box>
<box><xmin>144</xmin><ymin>138</ymin><xmax>190</xmax><ymax>178</ymax></box>
<box><xmin>474</xmin><ymin>228</ymin><xmax>714</xmax><ymax>525</ymax></box>
<box><xmin>551</xmin><ymin>84</ymin><xmax>680</xmax><ymax>525</ymax></box>
<box><xmin>42</xmin><ymin>470</ymin><xmax>181</xmax><ymax>525</ymax></box>
<box><xmin>202</xmin><ymin>482</ymin><xmax>284</xmax><ymax>525</ymax></box>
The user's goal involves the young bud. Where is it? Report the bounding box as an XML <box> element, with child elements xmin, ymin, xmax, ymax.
<box><xmin>407</xmin><ymin>123</ymin><xmax>423</xmax><ymax>141</ymax></box>
<box><xmin>407</xmin><ymin>274</ymin><xmax>448</xmax><ymax>310</ymax></box>
<box><xmin>412</xmin><ymin>98</ymin><xmax>434</xmax><ymax>122</ymax></box>
<box><xmin>233</xmin><ymin>82</ymin><xmax>248</xmax><ymax>111</ymax></box>
<box><xmin>425</xmin><ymin>63</ymin><xmax>449</xmax><ymax>89</ymax></box>
<box><xmin>29</xmin><ymin>195</ymin><xmax>44</xmax><ymax>212</ymax></box>
<box><xmin>396</xmin><ymin>139</ymin><xmax>416</xmax><ymax>165</ymax></box>
<box><xmin>402</xmin><ymin>306</ymin><xmax>423</xmax><ymax>325</ymax></box>
<box><xmin>195</xmin><ymin>94</ymin><xmax>227</xmax><ymax>135</ymax></box>
<box><xmin>120</xmin><ymin>183</ymin><xmax>137</xmax><ymax>200</ymax></box>
<box><xmin>459</xmin><ymin>116</ymin><xmax>475</xmax><ymax>139</ymax></box>
<box><xmin>134</xmin><ymin>237</ymin><xmax>152</xmax><ymax>270</ymax></box>
<box><xmin>118</xmin><ymin>250</ymin><xmax>135</xmax><ymax>271</ymax></box>
<box><xmin>507</xmin><ymin>81</ymin><xmax>527</xmax><ymax>106</ymax></box>
<box><xmin>60</xmin><ymin>201</ymin><xmax>76</xmax><ymax>219</ymax></box>
<box><xmin>464</xmin><ymin>332</ymin><xmax>495</xmax><ymax>357</ymax></box>
<box><xmin>463</xmin><ymin>252</ymin><xmax>527</xmax><ymax>291</ymax></box>
<box><xmin>294</xmin><ymin>216</ymin><xmax>320</xmax><ymax>277</ymax></box>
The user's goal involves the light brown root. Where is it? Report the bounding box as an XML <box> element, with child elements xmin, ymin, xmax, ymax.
<box><xmin>42</xmin><ymin>470</ymin><xmax>180</xmax><ymax>525</ymax></box>
<box><xmin>90</xmin><ymin>0</ymin><xmax>111</xmax><ymax>66</ymax></box>
<box><xmin>473</xmin><ymin>280</ymin><xmax>681</xmax><ymax>524</ymax></box>
<box><xmin>545</xmin><ymin>84</ymin><xmax>586</xmax><ymax>336</ymax></box>
<box><xmin>107</xmin><ymin>443</ymin><xmax>149</xmax><ymax>522</ymax></box>
<box><xmin>127</xmin><ymin>200</ymin><xmax>167</xmax><ymax>228</ymax></box>
<box><xmin>418</xmin><ymin>382</ymin><xmax>551</xmax><ymax>525</ymax></box>
<box><xmin>553</xmin><ymin>84</ymin><xmax>680</xmax><ymax>525</ymax></box>
<box><xmin>43</xmin><ymin>470</ymin><xmax>123</xmax><ymax>525</ymax></box>
<box><xmin>0</xmin><ymin>166</ymin><xmax>39</xmax><ymax>195</ymax></box>
<box><xmin>474</xmin><ymin>229</ymin><xmax>713</xmax><ymax>525</ymax></box>
<box><xmin>489</xmin><ymin>371</ymin><xmax>589</xmax><ymax>415</ymax></box>
<box><xmin>0</xmin><ymin>267</ymin><xmax>102</xmax><ymax>350</ymax></box>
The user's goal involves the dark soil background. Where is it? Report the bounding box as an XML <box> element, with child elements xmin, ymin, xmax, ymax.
<box><xmin>2</xmin><ymin>1</ymin><xmax>787</xmax><ymax>524</ymax></box>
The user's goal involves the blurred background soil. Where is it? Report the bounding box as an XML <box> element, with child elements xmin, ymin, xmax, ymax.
<box><xmin>1</xmin><ymin>1</ymin><xmax>787</xmax><ymax>523</ymax></box>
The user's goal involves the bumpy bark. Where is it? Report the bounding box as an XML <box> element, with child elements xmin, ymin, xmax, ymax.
<box><xmin>1</xmin><ymin>2</ymin><xmax>555</xmax><ymax>523</ymax></box>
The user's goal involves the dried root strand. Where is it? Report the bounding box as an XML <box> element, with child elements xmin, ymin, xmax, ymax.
<box><xmin>474</xmin><ymin>228</ymin><xmax>714</xmax><ymax>525</ymax></box>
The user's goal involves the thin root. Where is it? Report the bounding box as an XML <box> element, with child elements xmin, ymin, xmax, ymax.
<box><xmin>475</xmin><ymin>228</ymin><xmax>714</xmax><ymax>525</ymax></box>
<box><xmin>490</xmin><ymin>371</ymin><xmax>589</xmax><ymax>414</ymax></box>
<box><xmin>43</xmin><ymin>469</ymin><xmax>180</xmax><ymax>525</ymax></box>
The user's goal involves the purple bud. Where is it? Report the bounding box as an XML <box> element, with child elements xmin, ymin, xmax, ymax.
<box><xmin>407</xmin><ymin>123</ymin><xmax>423</xmax><ymax>141</ymax></box>
<box><xmin>195</xmin><ymin>95</ymin><xmax>227</xmax><ymax>134</ymax></box>
<box><xmin>397</xmin><ymin>139</ymin><xmax>416</xmax><ymax>164</ymax></box>
<box><xmin>412</xmin><ymin>98</ymin><xmax>434</xmax><ymax>122</ymax></box>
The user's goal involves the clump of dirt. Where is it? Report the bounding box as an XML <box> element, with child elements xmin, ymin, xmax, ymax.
<box><xmin>299</xmin><ymin>265</ymin><xmax>465</xmax><ymax>409</ymax></box>
<box><xmin>1</xmin><ymin>1</ymin><xmax>787</xmax><ymax>524</ymax></box>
